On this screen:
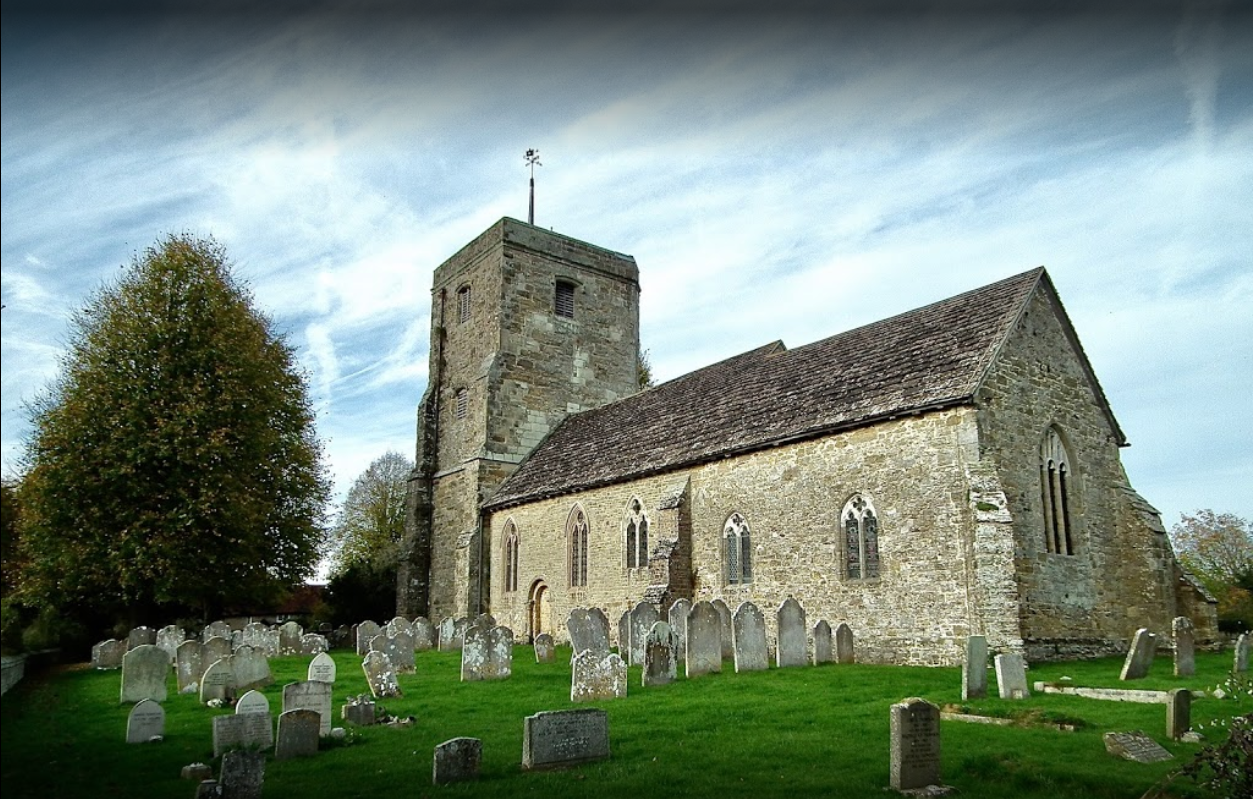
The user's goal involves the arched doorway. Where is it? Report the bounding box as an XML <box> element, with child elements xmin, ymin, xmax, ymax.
<box><xmin>529</xmin><ymin>581</ymin><xmax>550</xmax><ymax>641</ymax></box>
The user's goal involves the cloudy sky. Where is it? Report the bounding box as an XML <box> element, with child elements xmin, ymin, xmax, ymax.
<box><xmin>3</xmin><ymin>0</ymin><xmax>1250</xmax><ymax>535</ymax></box>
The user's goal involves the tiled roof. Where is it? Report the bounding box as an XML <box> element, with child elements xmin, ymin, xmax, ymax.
<box><xmin>485</xmin><ymin>268</ymin><xmax>1048</xmax><ymax>510</ymax></box>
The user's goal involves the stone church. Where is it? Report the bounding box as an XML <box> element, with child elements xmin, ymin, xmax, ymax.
<box><xmin>399</xmin><ymin>217</ymin><xmax>1216</xmax><ymax>666</ymax></box>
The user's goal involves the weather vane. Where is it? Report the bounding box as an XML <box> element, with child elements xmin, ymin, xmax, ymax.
<box><xmin>525</xmin><ymin>148</ymin><xmax>542</xmax><ymax>225</ymax></box>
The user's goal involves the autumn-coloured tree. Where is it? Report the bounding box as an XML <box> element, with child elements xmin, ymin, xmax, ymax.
<box><xmin>16</xmin><ymin>234</ymin><xmax>330</xmax><ymax>627</ymax></box>
<box><xmin>1171</xmin><ymin>509</ymin><xmax>1253</xmax><ymax>632</ymax></box>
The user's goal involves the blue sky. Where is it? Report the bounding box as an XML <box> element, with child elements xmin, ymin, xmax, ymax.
<box><xmin>3</xmin><ymin>1</ymin><xmax>1251</xmax><ymax>534</ymax></box>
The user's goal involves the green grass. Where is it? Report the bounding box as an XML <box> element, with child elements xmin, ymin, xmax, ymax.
<box><xmin>2</xmin><ymin>648</ymin><xmax>1246</xmax><ymax>799</ymax></box>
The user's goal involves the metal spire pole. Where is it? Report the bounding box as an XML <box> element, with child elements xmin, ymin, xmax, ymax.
<box><xmin>525</xmin><ymin>148</ymin><xmax>542</xmax><ymax>225</ymax></box>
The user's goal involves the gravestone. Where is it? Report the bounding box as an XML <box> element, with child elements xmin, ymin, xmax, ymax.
<box><xmin>890</xmin><ymin>697</ymin><xmax>942</xmax><ymax>791</ymax></box>
<box><xmin>571</xmin><ymin>650</ymin><xmax>627</xmax><ymax>702</ymax></box>
<box><xmin>1166</xmin><ymin>688</ymin><xmax>1191</xmax><ymax>741</ymax></box>
<box><xmin>522</xmin><ymin>709</ymin><xmax>610</xmax><ymax>770</ymax></box>
<box><xmin>461</xmin><ymin>623</ymin><xmax>513</xmax><ymax>681</ymax></box>
<box><xmin>212</xmin><ymin>711</ymin><xmax>274</xmax><ymax>757</ymax></box>
<box><xmin>1172</xmin><ymin>616</ymin><xmax>1195</xmax><ymax>677</ymax></box>
<box><xmin>235</xmin><ymin>689</ymin><xmax>270</xmax><ymax>716</ymax></box>
<box><xmin>356</xmin><ymin>620</ymin><xmax>382</xmax><ymax>656</ymax></box>
<box><xmin>156</xmin><ymin>625</ymin><xmax>185</xmax><ymax>663</ymax></box>
<box><xmin>474</xmin><ymin>612</ymin><xmax>497</xmax><ymax>629</ymax></box>
<box><xmin>588</xmin><ymin>608</ymin><xmax>611</xmax><ymax>651</ymax></box>
<box><xmin>643</xmin><ymin>621</ymin><xmax>678</xmax><ymax>686</ymax></box>
<box><xmin>686</xmin><ymin>601</ymin><xmax>723</xmax><ymax>678</ymax></box>
<box><xmin>412</xmin><ymin>617</ymin><xmax>436</xmax><ymax>652</ymax></box>
<box><xmin>1120</xmin><ymin>628</ymin><xmax>1157</xmax><ymax>680</ymax></box>
<box><xmin>200</xmin><ymin>656</ymin><xmax>237</xmax><ymax>704</ymax></box>
<box><xmin>176</xmin><ymin>639</ymin><xmax>205</xmax><ymax>694</ymax></box>
<box><xmin>628</xmin><ymin>601</ymin><xmax>660</xmax><ymax>666</ymax></box>
<box><xmin>1103</xmin><ymin>731</ymin><xmax>1174</xmax><ymax>763</ymax></box>
<box><xmin>232</xmin><ymin>644</ymin><xmax>273</xmax><ymax>692</ymax></box>
<box><xmin>616</xmin><ymin>611</ymin><xmax>630</xmax><ymax>658</ymax></box>
<box><xmin>203</xmin><ymin>635</ymin><xmax>232</xmax><ymax>665</ymax></box>
<box><xmin>387</xmin><ymin>616</ymin><xmax>414</xmax><ymax>638</ymax></box>
<box><xmin>92</xmin><ymin>639</ymin><xmax>126</xmax><ymax>670</ymax></box>
<box><xmin>342</xmin><ymin>695</ymin><xmax>376</xmax><ymax>726</ymax></box>
<box><xmin>278</xmin><ymin>621</ymin><xmax>303</xmax><ymax>656</ymax></box>
<box><xmin>962</xmin><ymin>635</ymin><xmax>988</xmax><ymax>700</ymax></box>
<box><xmin>1235</xmin><ymin>633</ymin><xmax>1250</xmax><ymax>673</ymax></box>
<box><xmin>308</xmin><ymin>652</ymin><xmax>336</xmax><ymax>684</ymax></box>
<box><xmin>126</xmin><ymin>698</ymin><xmax>165</xmax><ymax>743</ymax></box>
<box><xmin>283</xmin><ymin>680</ymin><xmax>333</xmax><ymax>736</ymax></box>
<box><xmin>300</xmin><ymin>633</ymin><xmax>328</xmax><ymax>655</ymax></box>
<box><xmin>667</xmin><ymin>598</ymin><xmax>691</xmax><ymax>661</ymax></box>
<box><xmin>120</xmin><ymin>644</ymin><xmax>169</xmax><ymax>703</ymax></box>
<box><xmin>275</xmin><ymin>708</ymin><xmax>321</xmax><ymax>760</ymax></box>
<box><xmin>372</xmin><ymin>630</ymin><xmax>416</xmax><ymax>673</ymax></box>
<box><xmin>732</xmin><ymin>601</ymin><xmax>769</xmax><ymax>673</ymax></box>
<box><xmin>812</xmin><ymin>620</ymin><xmax>834</xmax><ymax>665</ymax></box>
<box><xmin>219</xmin><ymin>749</ymin><xmax>265</xmax><ymax>799</ymax></box>
<box><xmin>711</xmin><ymin>599</ymin><xmax>734</xmax><ymax>660</ymax></box>
<box><xmin>203</xmin><ymin>620</ymin><xmax>232</xmax><ymax>642</ymax></box>
<box><xmin>776</xmin><ymin>598</ymin><xmax>808</xmax><ymax>668</ymax></box>
<box><xmin>241</xmin><ymin>622</ymin><xmax>269</xmax><ymax>652</ymax></box>
<box><xmin>835</xmin><ymin>622</ymin><xmax>855</xmax><ymax>664</ymax></box>
<box><xmin>127</xmin><ymin>626</ymin><xmax>157</xmax><ymax>650</ymax></box>
<box><xmin>433</xmin><ymin>737</ymin><xmax>482</xmax><ymax>785</ymax></box>
<box><xmin>534</xmin><ymin>633</ymin><xmax>555</xmax><ymax>663</ymax></box>
<box><xmin>567</xmin><ymin>608</ymin><xmax>610</xmax><ymax>659</ymax></box>
<box><xmin>363</xmin><ymin>651</ymin><xmax>402</xmax><ymax>698</ymax></box>
<box><xmin>994</xmin><ymin>653</ymin><xmax>1030</xmax><ymax>699</ymax></box>
<box><xmin>231</xmin><ymin>629</ymin><xmax>244</xmax><ymax>649</ymax></box>
<box><xmin>437</xmin><ymin>617</ymin><xmax>457</xmax><ymax>651</ymax></box>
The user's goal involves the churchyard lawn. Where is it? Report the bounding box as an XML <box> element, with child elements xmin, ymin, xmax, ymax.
<box><xmin>2</xmin><ymin>647</ymin><xmax>1244</xmax><ymax>798</ymax></box>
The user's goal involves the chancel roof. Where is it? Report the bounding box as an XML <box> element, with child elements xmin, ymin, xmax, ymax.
<box><xmin>485</xmin><ymin>267</ymin><xmax>1112</xmax><ymax>510</ymax></box>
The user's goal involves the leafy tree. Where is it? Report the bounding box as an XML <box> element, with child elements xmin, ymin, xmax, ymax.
<box><xmin>637</xmin><ymin>347</ymin><xmax>655</xmax><ymax>390</ymax></box>
<box><xmin>16</xmin><ymin>233</ymin><xmax>330</xmax><ymax>628</ymax></box>
<box><xmin>1171</xmin><ymin>509</ymin><xmax>1253</xmax><ymax>632</ymax></box>
<box><xmin>1</xmin><ymin>480</ymin><xmax>19</xmax><ymax>598</ymax></box>
<box><xmin>329</xmin><ymin>451</ymin><xmax>412</xmax><ymax>576</ymax></box>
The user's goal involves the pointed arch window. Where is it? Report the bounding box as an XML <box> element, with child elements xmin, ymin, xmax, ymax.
<box><xmin>567</xmin><ymin>505</ymin><xmax>589</xmax><ymax>588</ymax></box>
<box><xmin>1040</xmin><ymin>427</ymin><xmax>1075</xmax><ymax>555</ymax></box>
<box><xmin>625</xmin><ymin>498</ymin><xmax>650</xmax><ymax>569</ymax></box>
<box><xmin>843</xmin><ymin>494</ymin><xmax>880</xmax><ymax>580</ymax></box>
<box><xmin>724</xmin><ymin>512</ymin><xmax>752</xmax><ymax>585</ymax></box>
<box><xmin>502</xmin><ymin>520</ymin><xmax>519</xmax><ymax>594</ymax></box>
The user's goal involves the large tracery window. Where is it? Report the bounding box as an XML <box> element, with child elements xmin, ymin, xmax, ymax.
<box><xmin>843</xmin><ymin>494</ymin><xmax>880</xmax><ymax>580</ymax></box>
<box><xmin>502</xmin><ymin>520</ymin><xmax>519</xmax><ymax>594</ymax></box>
<box><xmin>724</xmin><ymin>513</ymin><xmax>752</xmax><ymax>585</ymax></box>
<box><xmin>624</xmin><ymin>498</ymin><xmax>650</xmax><ymax>569</ymax></box>
<box><xmin>567</xmin><ymin>505</ymin><xmax>589</xmax><ymax>588</ymax></box>
<box><xmin>1040</xmin><ymin>427</ymin><xmax>1075</xmax><ymax>555</ymax></box>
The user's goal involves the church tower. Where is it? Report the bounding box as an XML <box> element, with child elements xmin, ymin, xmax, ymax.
<box><xmin>399</xmin><ymin>218</ymin><xmax>641</xmax><ymax>620</ymax></box>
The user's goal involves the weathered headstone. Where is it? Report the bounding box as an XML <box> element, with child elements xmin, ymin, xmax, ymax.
<box><xmin>299</xmin><ymin>633</ymin><xmax>328</xmax><ymax>655</ymax></box>
<box><xmin>474</xmin><ymin>612</ymin><xmax>497</xmax><ymax>629</ymax></box>
<box><xmin>283</xmin><ymin>680</ymin><xmax>333</xmax><ymax>736</ymax></box>
<box><xmin>1120</xmin><ymin>628</ymin><xmax>1158</xmax><ymax>680</ymax></box>
<box><xmin>219</xmin><ymin>749</ymin><xmax>265</xmax><ymax>799</ymax></box>
<box><xmin>567</xmin><ymin>607</ymin><xmax>610</xmax><ymax>659</ymax></box>
<box><xmin>776</xmin><ymin>598</ymin><xmax>808</xmax><ymax>668</ymax></box>
<box><xmin>212</xmin><ymin>711</ymin><xmax>274</xmax><ymax>757</ymax></box>
<box><xmin>534</xmin><ymin>633</ymin><xmax>555</xmax><ymax>663</ymax></box>
<box><xmin>667</xmin><ymin>598</ymin><xmax>691</xmax><ymax>661</ymax></box>
<box><xmin>278</xmin><ymin>621</ymin><xmax>303</xmax><ymax>656</ymax></box>
<box><xmin>588</xmin><ymin>607</ymin><xmax>611</xmax><ymax>651</ymax></box>
<box><xmin>616</xmin><ymin>610</ymin><xmax>630</xmax><ymax>657</ymax></box>
<box><xmin>176</xmin><ymin>639</ymin><xmax>205</xmax><ymax>694</ymax></box>
<box><xmin>890</xmin><ymin>697</ymin><xmax>942</xmax><ymax>791</ymax></box>
<box><xmin>307</xmin><ymin>651</ymin><xmax>336</xmax><ymax>684</ymax></box>
<box><xmin>571</xmin><ymin>650</ymin><xmax>627</xmax><ymax>702</ymax></box>
<box><xmin>461</xmin><ymin>623</ymin><xmax>513</xmax><ymax>681</ymax></box>
<box><xmin>356</xmin><ymin>620</ymin><xmax>382</xmax><ymax>656</ymax></box>
<box><xmin>203</xmin><ymin>620</ymin><xmax>232</xmax><ymax>642</ymax></box>
<box><xmin>126</xmin><ymin>698</ymin><xmax>165</xmax><ymax>743</ymax></box>
<box><xmin>711</xmin><ymin>599</ymin><xmax>734</xmax><ymax>660</ymax></box>
<box><xmin>363</xmin><ymin>651</ymin><xmax>402</xmax><ymax>698</ymax></box>
<box><xmin>241</xmin><ymin>622</ymin><xmax>269</xmax><ymax>652</ymax></box>
<box><xmin>627</xmin><ymin>601</ymin><xmax>660</xmax><ymax>666</ymax></box>
<box><xmin>1103</xmin><ymin>731</ymin><xmax>1174</xmax><ymax>763</ymax></box>
<box><xmin>1166</xmin><ymin>687</ymin><xmax>1191</xmax><ymax>741</ymax></box>
<box><xmin>1172</xmin><ymin>617</ymin><xmax>1195</xmax><ymax>677</ymax></box>
<box><xmin>371</xmin><ymin>630</ymin><xmax>416</xmax><ymax>673</ymax></box>
<box><xmin>522</xmin><ymin>709</ymin><xmax>610</xmax><ymax>770</ymax></box>
<box><xmin>387</xmin><ymin>615</ymin><xmax>414</xmax><ymax>638</ymax></box>
<box><xmin>342</xmin><ymin>695</ymin><xmax>376</xmax><ymax>726</ymax></box>
<box><xmin>412</xmin><ymin>617</ymin><xmax>436</xmax><ymax>652</ymax></box>
<box><xmin>120</xmin><ymin>644</ymin><xmax>169</xmax><ymax>703</ymax></box>
<box><xmin>127</xmin><ymin>626</ymin><xmax>157</xmax><ymax>650</ymax></box>
<box><xmin>643</xmin><ymin>621</ymin><xmax>678</xmax><ymax>686</ymax></box>
<box><xmin>433</xmin><ymin>737</ymin><xmax>482</xmax><ymax>785</ymax></box>
<box><xmin>1235</xmin><ymin>632</ymin><xmax>1250</xmax><ymax>673</ymax></box>
<box><xmin>92</xmin><ymin>638</ymin><xmax>126</xmax><ymax>670</ymax></box>
<box><xmin>437</xmin><ymin>617</ymin><xmax>457</xmax><ymax>651</ymax></box>
<box><xmin>732</xmin><ymin>601</ymin><xmax>769</xmax><ymax>673</ymax></box>
<box><xmin>203</xmin><ymin>635</ymin><xmax>232</xmax><ymax>665</ymax></box>
<box><xmin>835</xmin><ymin>622</ymin><xmax>855</xmax><ymax>664</ymax></box>
<box><xmin>812</xmin><ymin>620</ymin><xmax>834</xmax><ymax>665</ymax></box>
<box><xmin>235</xmin><ymin>689</ymin><xmax>270</xmax><ymax>716</ymax></box>
<box><xmin>232</xmin><ymin>644</ymin><xmax>273</xmax><ymax>692</ymax></box>
<box><xmin>275</xmin><ymin>708</ymin><xmax>320</xmax><ymax>760</ymax></box>
<box><xmin>962</xmin><ymin>635</ymin><xmax>988</xmax><ymax>700</ymax></box>
<box><xmin>686</xmin><ymin>601</ymin><xmax>723</xmax><ymax>678</ymax></box>
<box><xmin>156</xmin><ymin>625</ymin><xmax>185</xmax><ymax>663</ymax></box>
<box><xmin>200</xmin><ymin>657</ymin><xmax>237</xmax><ymax>704</ymax></box>
<box><xmin>994</xmin><ymin>653</ymin><xmax>1030</xmax><ymax>699</ymax></box>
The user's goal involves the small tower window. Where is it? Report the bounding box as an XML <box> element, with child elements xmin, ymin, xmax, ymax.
<box><xmin>843</xmin><ymin>494</ymin><xmax>880</xmax><ymax>580</ymax></box>
<box><xmin>625</xmin><ymin>497</ymin><xmax>649</xmax><ymax>569</ymax></box>
<box><xmin>456</xmin><ymin>284</ymin><xmax>472</xmax><ymax>324</ymax></box>
<box><xmin>503</xmin><ymin>520</ymin><xmax>519</xmax><ymax>594</ymax></box>
<box><xmin>567</xmin><ymin>505</ymin><xmax>589</xmax><ymax>588</ymax></box>
<box><xmin>724</xmin><ymin>512</ymin><xmax>752</xmax><ymax>585</ymax></box>
<box><xmin>1040</xmin><ymin>427</ymin><xmax>1075</xmax><ymax>555</ymax></box>
<box><xmin>454</xmin><ymin>388</ymin><xmax>468</xmax><ymax>420</ymax></box>
<box><xmin>555</xmin><ymin>280</ymin><xmax>576</xmax><ymax>319</ymax></box>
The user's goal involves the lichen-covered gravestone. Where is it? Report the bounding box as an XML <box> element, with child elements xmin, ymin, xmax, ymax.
<box><xmin>732</xmin><ymin>601</ymin><xmax>769</xmax><ymax>673</ymax></box>
<box><xmin>156</xmin><ymin>625</ymin><xmax>185</xmax><ymax>663</ymax></box>
<box><xmin>534</xmin><ymin>633</ymin><xmax>555</xmax><ymax>663</ymax></box>
<box><xmin>994</xmin><ymin>653</ymin><xmax>1030</xmax><ymax>699</ymax></box>
<box><xmin>342</xmin><ymin>695</ymin><xmax>377</xmax><ymax>726</ymax></box>
<box><xmin>627</xmin><ymin>601</ymin><xmax>660</xmax><ymax>666</ymax></box>
<box><xmin>127</xmin><ymin>626</ymin><xmax>157</xmax><ymax>650</ymax></box>
<box><xmin>462</xmin><ymin>624</ymin><xmax>513</xmax><ymax>681</ymax></box>
<box><xmin>387</xmin><ymin>616</ymin><xmax>414</xmax><ymax>638</ymax></box>
<box><xmin>363</xmin><ymin>651</ymin><xmax>402</xmax><ymax>698</ymax></box>
<box><xmin>711</xmin><ymin>599</ymin><xmax>734</xmax><ymax>661</ymax></box>
<box><xmin>1235</xmin><ymin>632</ymin><xmax>1250</xmax><ymax>673</ymax></box>
<box><xmin>212</xmin><ymin>710</ymin><xmax>273</xmax><ymax>757</ymax></box>
<box><xmin>835</xmin><ymin>622</ymin><xmax>855</xmax><ymax>664</ymax></box>
<box><xmin>643</xmin><ymin>621</ymin><xmax>678</xmax><ymax>686</ymax></box>
<box><xmin>232</xmin><ymin>644</ymin><xmax>273</xmax><ymax>692</ymax></box>
<box><xmin>219</xmin><ymin>749</ymin><xmax>265</xmax><ymax>799</ymax></box>
<box><xmin>667</xmin><ymin>598</ymin><xmax>691</xmax><ymax>661</ymax></box>
<box><xmin>571</xmin><ymin>650</ymin><xmax>627</xmax><ymax>702</ymax></box>
<box><xmin>1166</xmin><ymin>688</ymin><xmax>1191</xmax><ymax>741</ymax></box>
<box><xmin>92</xmin><ymin>639</ymin><xmax>125</xmax><ymax>670</ymax></box>
<box><xmin>176</xmin><ymin>639</ymin><xmax>205</xmax><ymax>694</ymax></box>
<box><xmin>203</xmin><ymin>635</ymin><xmax>232</xmax><ymax>665</ymax></box>
<box><xmin>283</xmin><ymin>680</ymin><xmax>333</xmax><ymax>736</ymax></box>
<box><xmin>522</xmin><ymin>709</ymin><xmax>610</xmax><ymax>770</ymax></box>
<box><xmin>126</xmin><ymin>698</ymin><xmax>165</xmax><ymax>743</ymax></box>
<box><xmin>962</xmin><ymin>635</ymin><xmax>988</xmax><ymax>700</ymax></box>
<box><xmin>278</xmin><ymin>621</ymin><xmax>304</xmax><ymax>656</ymax></box>
<box><xmin>567</xmin><ymin>608</ymin><xmax>609</xmax><ymax>660</ymax></box>
<box><xmin>686</xmin><ymin>601</ymin><xmax>723</xmax><ymax>678</ymax></box>
<box><xmin>355</xmin><ymin>620</ymin><xmax>381</xmax><ymax>656</ymax></box>
<box><xmin>120</xmin><ymin>644</ymin><xmax>169</xmax><ymax>703</ymax></box>
<box><xmin>433</xmin><ymin>737</ymin><xmax>482</xmax><ymax>785</ymax></box>
<box><xmin>775</xmin><ymin>597</ymin><xmax>808</xmax><ymax>668</ymax></box>
<box><xmin>202</xmin><ymin>620</ymin><xmax>232</xmax><ymax>642</ymax></box>
<box><xmin>412</xmin><ymin>617</ymin><xmax>436</xmax><ymax>652</ymax></box>
<box><xmin>275</xmin><ymin>709</ymin><xmax>321</xmax><ymax>760</ymax></box>
<box><xmin>1172</xmin><ymin>617</ymin><xmax>1195</xmax><ymax>677</ymax></box>
<box><xmin>1120</xmin><ymin>628</ymin><xmax>1157</xmax><ymax>681</ymax></box>
<box><xmin>300</xmin><ymin>633</ymin><xmax>328</xmax><ymax>655</ymax></box>
<box><xmin>890</xmin><ymin>697</ymin><xmax>942</xmax><ymax>791</ymax></box>
<box><xmin>307</xmin><ymin>651</ymin><xmax>336</xmax><ymax>684</ymax></box>
<box><xmin>812</xmin><ymin>620</ymin><xmax>833</xmax><ymax>665</ymax></box>
<box><xmin>1103</xmin><ymin>731</ymin><xmax>1174</xmax><ymax>763</ymax></box>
